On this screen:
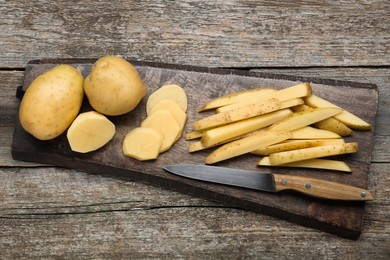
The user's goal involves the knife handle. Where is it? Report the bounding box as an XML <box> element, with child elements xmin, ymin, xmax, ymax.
<box><xmin>273</xmin><ymin>174</ymin><xmax>373</xmax><ymax>201</ymax></box>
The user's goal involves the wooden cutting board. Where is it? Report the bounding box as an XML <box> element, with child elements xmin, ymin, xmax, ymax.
<box><xmin>12</xmin><ymin>59</ymin><xmax>378</xmax><ymax>239</ymax></box>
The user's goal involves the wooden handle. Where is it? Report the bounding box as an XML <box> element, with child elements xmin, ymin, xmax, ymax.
<box><xmin>273</xmin><ymin>174</ymin><xmax>373</xmax><ymax>201</ymax></box>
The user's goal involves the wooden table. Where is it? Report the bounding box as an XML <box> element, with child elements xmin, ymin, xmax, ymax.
<box><xmin>1</xmin><ymin>1</ymin><xmax>389</xmax><ymax>258</ymax></box>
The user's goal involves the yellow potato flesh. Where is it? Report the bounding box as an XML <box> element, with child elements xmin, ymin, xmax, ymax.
<box><xmin>200</xmin><ymin>88</ymin><xmax>277</xmax><ymax>111</ymax></box>
<box><xmin>150</xmin><ymin>99</ymin><xmax>187</xmax><ymax>129</ymax></box>
<box><xmin>205</xmin><ymin>130</ymin><xmax>290</xmax><ymax>164</ymax></box>
<box><xmin>146</xmin><ymin>84</ymin><xmax>187</xmax><ymax>114</ymax></box>
<box><xmin>193</xmin><ymin>98</ymin><xmax>282</xmax><ymax>131</ymax></box>
<box><xmin>201</xmin><ymin>109</ymin><xmax>292</xmax><ymax>147</ymax></box>
<box><xmin>269</xmin><ymin>107</ymin><xmax>342</xmax><ymax>132</ymax></box>
<box><xmin>252</xmin><ymin>138</ymin><xmax>345</xmax><ymax>156</ymax></box>
<box><xmin>258</xmin><ymin>157</ymin><xmax>352</xmax><ymax>172</ymax></box>
<box><xmin>268</xmin><ymin>142</ymin><xmax>358</xmax><ymax>165</ymax></box>
<box><xmin>290</xmin><ymin>126</ymin><xmax>341</xmax><ymax>139</ymax></box>
<box><xmin>304</xmin><ymin>94</ymin><xmax>371</xmax><ymax>130</ymax></box>
<box><xmin>84</xmin><ymin>56</ymin><xmax>147</xmax><ymax>116</ymax></box>
<box><xmin>67</xmin><ymin>111</ymin><xmax>115</xmax><ymax>153</ymax></box>
<box><xmin>122</xmin><ymin>127</ymin><xmax>163</xmax><ymax>161</ymax></box>
<box><xmin>141</xmin><ymin>109</ymin><xmax>182</xmax><ymax>152</ymax></box>
<box><xmin>19</xmin><ymin>64</ymin><xmax>84</xmax><ymax>140</ymax></box>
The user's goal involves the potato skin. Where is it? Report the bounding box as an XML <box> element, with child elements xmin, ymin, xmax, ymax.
<box><xmin>19</xmin><ymin>64</ymin><xmax>84</xmax><ymax>140</ymax></box>
<box><xmin>84</xmin><ymin>56</ymin><xmax>147</xmax><ymax>116</ymax></box>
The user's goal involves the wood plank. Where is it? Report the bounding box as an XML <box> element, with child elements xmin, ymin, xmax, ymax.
<box><xmin>10</xmin><ymin>60</ymin><xmax>378</xmax><ymax>239</ymax></box>
<box><xmin>1</xmin><ymin>1</ymin><xmax>389</xmax><ymax>68</ymax></box>
<box><xmin>0</xmin><ymin>164</ymin><xmax>388</xmax><ymax>259</ymax></box>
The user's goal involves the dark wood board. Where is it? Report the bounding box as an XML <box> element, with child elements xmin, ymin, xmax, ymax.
<box><xmin>11</xmin><ymin>59</ymin><xmax>378</xmax><ymax>239</ymax></box>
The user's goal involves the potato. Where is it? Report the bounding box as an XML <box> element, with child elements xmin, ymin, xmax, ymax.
<box><xmin>205</xmin><ymin>130</ymin><xmax>290</xmax><ymax>164</ymax></box>
<box><xmin>304</xmin><ymin>94</ymin><xmax>371</xmax><ymax>130</ymax></box>
<box><xmin>67</xmin><ymin>111</ymin><xmax>116</xmax><ymax>153</ymax></box>
<box><xmin>290</xmin><ymin>126</ymin><xmax>341</xmax><ymax>139</ymax></box>
<box><xmin>193</xmin><ymin>98</ymin><xmax>282</xmax><ymax>131</ymax></box>
<box><xmin>268</xmin><ymin>142</ymin><xmax>358</xmax><ymax>165</ymax></box>
<box><xmin>258</xmin><ymin>157</ymin><xmax>352</xmax><ymax>172</ymax></box>
<box><xmin>252</xmin><ymin>138</ymin><xmax>345</xmax><ymax>156</ymax></box>
<box><xmin>146</xmin><ymin>84</ymin><xmax>187</xmax><ymax>115</ymax></box>
<box><xmin>200</xmin><ymin>88</ymin><xmax>277</xmax><ymax>111</ymax></box>
<box><xmin>201</xmin><ymin>109</ymin><xmax>292</xmax><ymax>147</ymax></box>
<box><xmin>150</xmin><ymin>99</ymin><xmax>187</xmax><ymax>129</ymax></box>
<box><xmin>84</xmin><ymin>56</ymin><xmax>147</xmax><ymax>116</ymax></box>
<box><xmin>141</xmin><ymin>109</ymin><xmax>182</xmax><ymax>152</ymax></box>
<box><xmin>123</xmin><ymin>127</ymin><xmax>163</xmax><ymax>161</ymax></box>
<box><xmin>292</xmin><ymin>104</ymin><xmax>352</xmax><ymax>136</ymax></box>
<box><xmin>269</xmin><ymin>107</ymin><xmax>342</xmax><ymax>131</ymax></box>
<box><xmin>19</xmin><ymin>64</ymin><xmax>84</xmax><ymax>140</ymax></box>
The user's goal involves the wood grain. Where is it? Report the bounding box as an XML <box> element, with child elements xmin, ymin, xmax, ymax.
<box><xmin>1</xmin><ymin>1</ymin><xmax>389</xmax><ymax>68</ymax></box>
<box><xmin>1</xmin><ymin>67</ymin><xmax>389</xmax><ymax>258</ymax></box>
<box><xmin>10</xmin><ymin>60</ymin><xmax>379</xmax><ymax>240</ymax></box>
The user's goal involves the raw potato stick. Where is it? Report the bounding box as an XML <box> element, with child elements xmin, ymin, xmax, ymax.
<box><xmin>200</xmin><ymin>88</ymin><xmax>277</xmax><ymax>111</ymax></box>
<box><xmin>205</xmin><ymin>130</ymin><xmax>291</xmax><ymax>164</ymax></box>
<box><xmin>268</xmin><ymin>142</ymin><xmax>358</xmax><ymax>165</ymax></box>
<box><xmin>193</xmin><ymin>98</ymin><xmax>282</xmax><ymax>130</ymax></box>
<box><xmin>292</xmin><ymin>104</ymin><xmax>352</xmax><ymax>136</ymax></box>
<box><xmin>258</xmin><ymin>157</ymin><xmax>352</xmax><ymax>172</ymax></box>
<box><xmin>290</xmin><ymin>126</ymin><xmax>341</xmax><ymax>139</ymax></box>
<box><xmin>201</xmin><ymin>109</ymin><xmax>292</xmax><ymax>147</ymax></box>
<box><xmin>269</xmin><ymin>107</ymin><xmax>343</xmax><ymax>132</ymax></box>
<box><xmin>252</xmin><ymin>138</ymin><xmax>345</xmax><ymax>156</ymax></box>
<box><xmin>304</xmin><ymin>94</ymin><xmax>371</xmax><ymax>130</ymax></box>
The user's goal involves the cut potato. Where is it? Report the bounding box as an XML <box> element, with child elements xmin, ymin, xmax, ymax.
<box><xmin>146</xmin><ymin>84</ymin><xmax>187</xmax><ymax>114</ymax></box>
<box><xmin>252</xmin><ymin>138</ymin><xmax>345</xmax><ymax>156</ymax></box>
<box><xmin>193</xmin><ymin>98</ymin><xmax>282</xmax><ymax>130</ymax></box>
<box><xmin>292</xmin><ymin>104</ymin><xmax>352</xmax><ymax>136</ymax></box>
<box><xmin>269</xmin><ymin>107</ymin><xmax>342</xmax><ymax>132</ymax></box>
<box><xmin>186</xmin><ymin>130</ymin><xmax>206</xmax><ymax>140</ymax></box>
<box><xmin>268</xmin><ymin>142</ymin><xmax>358</xmax><ymax>165</ymax></box>
<box><xmin>205</xmin><ymin>130</ymin><xmax>290</xmax><ymax>164</ymax></box>
<box><xmin>290</xmin><ymin>126</ymin><xmax>341</xmax><ymax>139</ymax></box>
<box><xmin>200</xmin><ymin>88</ymin><xmax>277</xmax><ymax>111</ymax></box>
<box><xmin>258</xmin><ymin>157</ymin><xmax>351</xmax><ymax>172</ymax></box>
<box><xmin>141</xmin><ymin>109</ymin><xmax>182</xmax><ymax>152</ymax></box>
<box><xmin>201</xmin><ymin>109</ymin><xmax>292</xmax><ymax>147</ymax></box>
<box><xmin>304</xmin><ymin>94</ymin><xmax>371</xmax><ymax>130</ymax></box>
<box><xmin>122</xmin><ymin>127</ymin><xmax>163</xmax><ymax>161</ymax></box>
<box><xmin>215</xmin><ymin>98</ymin><xmax>304</xmax><ymax>113</ymax></box>
<box><xmin>67</xmin><ymin>111</ymin><xmax>115</xmax><ymax>153</ymax></box>
<box><xmin>150</xmin><ymin>99</ymin><xmax>187</xmax><ymax>129</ymax></box>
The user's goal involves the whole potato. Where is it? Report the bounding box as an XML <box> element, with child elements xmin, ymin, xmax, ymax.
<box><xmin>84</xmin><ymin>56</ymin><xmax>147</xmax><ymax>116</ymax></box>
<box><xmin>19</xmin><ymin>64</ymin><xmax>84</xmax><ymax>140</ymax></box>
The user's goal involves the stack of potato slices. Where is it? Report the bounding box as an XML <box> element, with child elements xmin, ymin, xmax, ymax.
<box><xmin>187</xmin><ymin>83</ymin><xmax>371</xmax><ymax>172</ymax></box>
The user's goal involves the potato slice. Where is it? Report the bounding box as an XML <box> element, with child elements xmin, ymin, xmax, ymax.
<box><xmin>150</xmin><ymin>99</ymin><xmax>187</xmax><ymax>129</ymax></box>
<box><xmin>290</xmin><ymin>126</ymin><xmax>341</xmax><ymax>139</ymax></box>
<box><xmin>122</xmin><ymin>127</ymin><xmax>163</xmax><ymax>161</ymax></box>
<box><xmin>268</xmin><ymin>142</ymin><xmax>358</xmax><ymax>165</ymax></box>
<box><xmin>304</xmin><ymin>94</ymin><xmax>371</xmax><ymax>130</ymax></box>
<box><xmin>141</xmin><ymin>109</ymin><xmax>182</xmax><ymax>152</ymax></box>
<box><xmin>205</xmin><ymin>130</ymin><xmax>290</xmax><ymax>164</ymax></box>
<box><xmin>201</xmin><ymin>109</ymin><xmax>292</xmax><ymax>147</ymax></box>
<box><xmin>252</xmin><ymin>138</ymin><xmax>345</xmax><ymax>156</ymax></box>
<box><xmin>146</xmin><ymin>84</ymin><xmax>187</xmax><ymax>114</ymax></box>
<box><xmin>67</xmin><ymin>111</ymin><xmax>115</xmax><ymax>153</ymax></box>
<box><xmin>215</xmin><ymin>98</ymin><xmax>304</xmax><ymax>113</ymax></box>
<box><xmin>292</xmin><ymin>104</ymin><xmax>352</xmax><ymax>136</ymax></box>
<box><xmin>193</xmin><ymin>98</ymin><xmax>282</xmax><ymax>131</ymax></box>
<box><xmin>200</xmin><ymin>88</ymin><xmax>277</xmax><ymax>111</ymax></box>
<box><xmin>269</xmin><ymin>107</ymin><xmax>342</xmax><ymax>132</ymax></box>
<box><xmin>258</xmin><ymin>157</ymin><xmax>352</xmax><ymax>172</ymax></box>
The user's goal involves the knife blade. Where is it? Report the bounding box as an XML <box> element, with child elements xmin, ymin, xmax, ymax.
<box><xmin>163</xmin><ymin>164</ymin><xmax>373</xmax><ymax>201</ymax></box>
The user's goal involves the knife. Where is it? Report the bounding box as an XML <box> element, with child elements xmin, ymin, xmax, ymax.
<box><xmin>163</xmin><ymin>164</ymin><xmax>373</xmax><ymax>201</ymax></box>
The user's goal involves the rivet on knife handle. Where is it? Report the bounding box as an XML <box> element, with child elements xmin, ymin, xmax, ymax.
<box><xmin>273</xmin><ymin>174</ymin><xmax>373</xmax><ymax>201</ymax></box>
